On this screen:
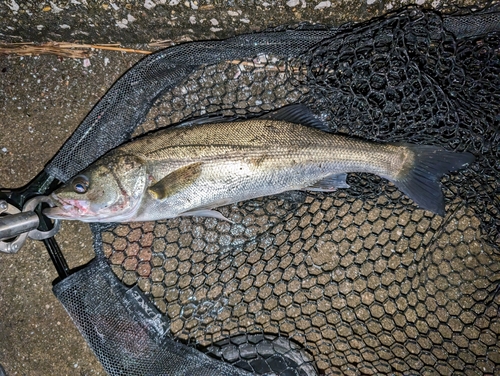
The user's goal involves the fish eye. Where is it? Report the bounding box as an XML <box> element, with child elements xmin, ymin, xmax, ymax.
<box><xmin>72</xmin><ymin>175</ymin><xmax>89</xmax><ymax>194</ymax></box>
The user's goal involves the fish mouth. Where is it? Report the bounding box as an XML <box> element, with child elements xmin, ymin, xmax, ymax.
<box><xmin>43</xmin><ymin>193</ymin><xmax>91</xmax><ymax>220</ymax></box>
<box><xmin>43</xmin><ymin>206</ymin><xmax>67</xmax><ymax>219</ymax></box>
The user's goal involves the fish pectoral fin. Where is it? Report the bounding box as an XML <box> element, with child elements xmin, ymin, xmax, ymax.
<box><xmin>148</xmin><ymin>162</ymin><xmax>202</xmax><ymax>200</ymax></box>
<box><xmin>180</xmin><ymin>209</ymin><xmax>234</xmax><ymax>223</ymax></box>
<box><xmin>304</xmin><ymin>173</ymin><xmax>350</xmax><ymax>192</ymax></box>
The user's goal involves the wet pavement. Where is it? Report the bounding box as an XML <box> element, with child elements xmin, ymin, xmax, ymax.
<box><xmin>0</xmin><ymin>0</ymin><xmax>494</xmax><ymax>374</ymax></box>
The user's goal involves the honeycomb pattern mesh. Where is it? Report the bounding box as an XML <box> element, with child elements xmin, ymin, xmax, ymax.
<box><xmin>102</xmin><ymin>195</ymin><xmax>499</xmax><ymax>374</ymax></box>
<box><xmin>47</xmin><ymin>6</ymin><xmax>499</xmax><ymax>376</ymax></box>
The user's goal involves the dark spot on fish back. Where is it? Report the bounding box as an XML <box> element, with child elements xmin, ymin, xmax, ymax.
<box><xmin>264</xmin><ymin>123</ymin><xmax>280</xmax><ymax>133</ymax></box>
<box><xmin>249</xmin><ymin>155</ymin><xmax>268</xmax><ymax>167</ymax></box>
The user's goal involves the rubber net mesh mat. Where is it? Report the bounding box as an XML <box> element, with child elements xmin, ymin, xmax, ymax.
<box><xmin>54</xmin><ymin>6</ymin><xmax>499</xmax><ymax>376</ymax></box>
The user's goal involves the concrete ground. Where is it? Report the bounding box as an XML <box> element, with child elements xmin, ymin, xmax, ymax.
<box><xmin>0</xmin><ymin>0</ymin><xmax>493</xmax><ymax>375</ymax></box>
<box><xmin>0</xmin><ymin>51</ymin><xmax>141</xmax><ymax>375</ymax></box>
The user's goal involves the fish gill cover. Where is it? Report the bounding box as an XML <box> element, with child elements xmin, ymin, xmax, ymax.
<box><xmin>51</xmin><ymin>6</ymin><xmax>499</xmax><ymax>375</ymax></box>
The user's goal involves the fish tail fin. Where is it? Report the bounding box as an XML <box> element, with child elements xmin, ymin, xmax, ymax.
<box><xmin>391</xmin><ymin>145</ymin><xmax>474</xmax><ymax>216</ymax></box>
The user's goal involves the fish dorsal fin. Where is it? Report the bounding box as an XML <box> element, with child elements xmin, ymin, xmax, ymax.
<box><xmin>173</xmin><ymin>114</ymin><xmax>238</xmax><ymax>128</ymax></box>
<box><xmin>148</xmin><ymin>162</ymin><xmax>202</xmax><ymax>200</ymax></box>
<box><xmin>259</xmin><ymin>104</ymin><xmax>330</xmax><ymax>132</ymax></box>
<box><xmin>170</xmin><ymin>104</ymin><xmax>329</xmax><ymax>131</ymax></box>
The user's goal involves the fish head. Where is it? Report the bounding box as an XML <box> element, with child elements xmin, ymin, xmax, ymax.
<box><xmin>45</xmin><ymin>154</ymin><xmax>147</xmax><ymax>222</ymax></box>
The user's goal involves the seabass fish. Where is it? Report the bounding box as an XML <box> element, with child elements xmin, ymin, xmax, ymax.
<box><xmin>45</xmin><ymin>105</ymin><xmax>474</xmax><ymax>222</ymax></box>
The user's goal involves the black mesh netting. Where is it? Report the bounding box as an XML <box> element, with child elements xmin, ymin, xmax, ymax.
<box><xmin>53</xmin><ymin>253</ymin><xmax>251</xmax><ymax>376</ymax></box>
<box><xmin>50</xmin><ymin>6</ymin><xmax>499</xmax><ymax>376</ymax></box>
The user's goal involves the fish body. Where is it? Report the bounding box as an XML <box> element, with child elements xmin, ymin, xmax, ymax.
<box><xmin>45</xmin><ymin>105</ymin><xmax>474</xmax><ymax>222</ymax></box>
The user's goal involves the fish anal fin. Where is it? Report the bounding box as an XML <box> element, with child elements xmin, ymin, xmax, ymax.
<box><xmin>181</xmin><ymin>209</ymin><xmax>234</xmax><ymax>223</ymax></box>
<box><xmin>148</xmin><ymin>162</ymin><xmax>202</xmax><ymax>200</ymax></box>
<box><xmin>304</xmin><ymin>173</ymin><xmax>350</xmax><ymax>192</ymax></box>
